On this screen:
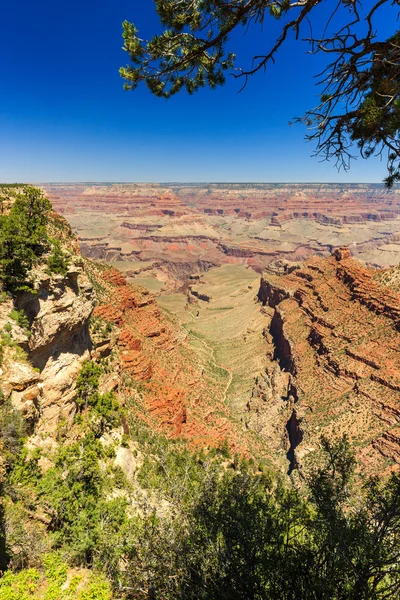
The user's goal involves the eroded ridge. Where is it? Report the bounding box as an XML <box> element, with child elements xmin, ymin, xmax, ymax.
<box><xmin>90</xmin><ymin>265</ymin><xmax>252</xmax><ymax>455</ymax></box>
<box><xmin>258</xmin><ymin>248</ymin><xmax>400</xmax><ymax>476</ymax></box>
<box><xmin>41</xmin><ymin>183</ymin><xmax>400</xmax><ymax>294</ymax></box>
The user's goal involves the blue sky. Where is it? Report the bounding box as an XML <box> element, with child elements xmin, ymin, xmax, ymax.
<box><xmin>0</xmin><ymin>0</ymin><xmax>395</xmax><ymax>182</ymax></box>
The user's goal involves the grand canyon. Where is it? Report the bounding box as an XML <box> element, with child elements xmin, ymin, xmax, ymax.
<box><xmin>3</xmin><ymin>182</ymin><xmax>400</xmax><ymax>596</ymax></box>
<box><xmin>44</xmin><ymin>183</ymin><xmax>400</xmax><ymax>289</ymax></box>
<box><xmin>4</xmin><ymin>0</ymin><xmax>400</xmax><ymax>594</ymax></box>
<box><xmin>38</xmin><ymin>182</ymin><xmax>400</xmax><ymax>476</ymax></box>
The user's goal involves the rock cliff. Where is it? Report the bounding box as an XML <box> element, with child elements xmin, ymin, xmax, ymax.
<box><xmin>0</xmin><ymin>259</ymin><xmax>94</xmax><ymax>436</ymax></box>
<box><xmin>0</xmin><ymin>197</ymin><xmax>96</xmax><ymax>439</ymax></box>
<box><xmin>256</xmin><ymin>249</ymin><xmax>400</xmax><ymax>477</ymax></box>
<box><xmin>87</xmin><ymin>262</ymin><xmax>253</xmax><ymax>456</ymax></box>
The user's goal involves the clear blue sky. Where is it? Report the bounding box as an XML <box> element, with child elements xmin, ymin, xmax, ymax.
<box><xmin>0</xmin><ymin>0</ymin><xmax>395</xmax><ymax>182</ymax></box>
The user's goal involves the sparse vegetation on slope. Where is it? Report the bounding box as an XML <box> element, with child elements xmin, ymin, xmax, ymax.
<box><xmin>4</xmin><ymin>389</ymin><xmax>400</xmax><ymax>600</ymax></box>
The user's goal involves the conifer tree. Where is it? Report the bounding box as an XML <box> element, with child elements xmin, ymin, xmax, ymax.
<box><xmin>0</xmin><ymin>187</ymin><xmax>51</xmax><ymax>291</ymax></box>
<box><xmin>121</xmin><ymin>1</ymin><xmax>400</xmax><ymax>185</ymax></box>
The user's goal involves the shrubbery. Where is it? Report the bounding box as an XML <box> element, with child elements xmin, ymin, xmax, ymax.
<box><xmin>0</xmin><ymin>394</ymin><xmax>26</xmax><ymax>471</ymax></box>
<box><xmin>0</xmin><ymin>329</ymin><xmax>29</xmax><ymax>368</ymax></box>
<box><xmin>45</xmin><ymin>239</ymin><xmax>70</xmax><ymax>276</ymax></box>
<box><xmin>120</xmin><ymin>434</ymin><xmax>400</xmax><ymax>600</ymax></box>
<box><xmin>8</xmin><ymin>310</ymin><xmax>30</xmax><ymax>334</ymax></box>
<box><xmin>2</xmin><ymin>355</ymin><xmax>400</xmax><ymax>598</ymax></box>
<box><xmin>37</xmin><ymin>433</ymin><xmax>130</xmax><ymax>569</ymax></box>
<box><xmin>3</xmin><ymin>396</ymin><xmax>400</xmax><ymax>599</ymax></box>
<box><xmin>0</xmin><ymin>187</ymin><xmax>51</xmax><ymax>292</ymax></box>
<box><xmin>76</xmin><ymin>360</ymin><xmax>120</xmax><ymax>432</ymax></box>
<box><xmin>0</xmin><ymin>552</ymin><xmax>112</xmax><ymax>599</ymax></box>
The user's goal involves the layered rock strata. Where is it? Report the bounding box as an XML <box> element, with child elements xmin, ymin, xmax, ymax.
<box><xmin>257</xmin><ymin>248</ymin><xmax>400</xmax><ymax>476</ymax></box>
<box><xmin>41</xmin><ymin>183</ymin><xmax>400</xmax><ymax>295</ymax></box>
<box><xmin>89</xmin><ymin>264</ymin><xmax>253</xmax><ymax>455</ymax></box>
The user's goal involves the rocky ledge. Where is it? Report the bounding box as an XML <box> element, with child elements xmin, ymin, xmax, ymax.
<box><xmin>0</xmin><ymin>261</ymin><xmax>94</xmax><ymax>436</ymax></box>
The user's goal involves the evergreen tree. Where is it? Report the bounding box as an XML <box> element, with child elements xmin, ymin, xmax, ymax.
<box><xmin>46</xmin><ymin>239</ymin><xmax>70</xmax><ymax>276</ymax></box>
<box><xmin>120</xmin><ymin>1</ymin><xmax>400</xmax><ymax>185</ymax></box>
<box><xmin>0</xmin><ymin>187</ymin><xmax>51</xmax><ymax>292</ymax></box>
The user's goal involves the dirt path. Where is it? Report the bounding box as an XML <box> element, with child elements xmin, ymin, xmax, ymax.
<box><xmin>222</xmin><ymin>367</ymin><xmax>233</xmax><ymax>404</ymax></box>
<box><xmin>187</xmin><ymin>319</ymin><xmax>233</xmax><ymax>404</ymax></box>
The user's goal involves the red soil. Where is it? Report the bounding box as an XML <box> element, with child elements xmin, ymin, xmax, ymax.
<box><xmin>92</xmin><ymin>267</ymin><xmax>250</xmax><ymax>454</ymax></box>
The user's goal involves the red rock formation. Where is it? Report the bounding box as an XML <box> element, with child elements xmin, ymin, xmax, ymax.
<box><xmin>258</xmin><ymin>250</ymin><xmax>400</xmax><ymax>476</ymax></box>
<box><xmin>91</xmin><ymin>264</ymin><xmax>250</xmax><ymax>453</ymax></box>
<box><xmin>41</xmin><ymin>183</ymin><xmax>400</xmax><ymax>294</ymax></box>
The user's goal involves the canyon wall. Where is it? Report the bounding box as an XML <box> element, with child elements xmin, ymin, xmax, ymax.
<box><xmin>255</xmin><ymin>248</ymin><xmax>400</xmax><ymax>476</ymax></box>
<box><xmin>0</xmin><ymin>260</ymin><xmax>94</xmax><ymax>438</ymax></box>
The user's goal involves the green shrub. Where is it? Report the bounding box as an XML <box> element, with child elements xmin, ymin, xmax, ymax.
<box><xmin>36</xmin><ymin>433</ymin><xmax>130</xmax><ymax>569</ymax></box>
<box><xmin>43</xmin><ymin>552</ymin><xmax>68</xmax><ymax>588</ymax></box>
<box><xmin>76</xmin><ymin>362</ymin><xmax>120</xmax><ymax>432</ymax></box>
<box><xmin>0</xmin><ymin>556</ymin><xmax>112</xmax><ymax>599</ymax></box>
<box><xmin>0</xmin><ymin>186</ymin><xmax>51</xmax><ymax>293</ymax></box>
<box><xmin>77</xmin><ymin>575</ymin><xmax>112</xmax><ymax>600</ymax></box>
<box><xmin>0</xmin><ymin>568</ymin><xmax>40</xmax><ymax>599</ymax></box>
<box><xmin>121</xmin><ymin>434</ymin><xmax>130</xmax><ymax>448</ymax></box>
<box><xmin>76</xmin><ymin>361</ymin><xmax>102</xmax><ymax>407</ymax></box>
<box><xmin>0</xmin><ymin>334</ymin><xmax>11</xmax><ymax>346</ymax></box>
<box><xmin>0</xmin><ymin>395</ymin><xmax>26</xmax><ymax>470</ymax></box>
<box><xmin>216</xmin><ymin>437</ymin><xmax>231</xmax><ymax>459</ymax></box>
<box><xmin>3</xmin><ymin>500</ymin><xmax>48</xmax><ymax>572</ymax></box>
<box><xmin>45</xmin><ymin>240</ymin><xmax>70</xmax><ymax>276</ymax></box>
<box><xmin>9</xmin><ymin>448</ymin><xmax>41</xmax><ymax>488</ymax></box>
<box><xmin>8</xmin><ymin>310</ymin><xmax>30</xmax><ymax>332</ymax></box>
<box><xmin>14</xmin><ymin>345</ymin><xmax>28</xmax><ymax>362</ymax></box>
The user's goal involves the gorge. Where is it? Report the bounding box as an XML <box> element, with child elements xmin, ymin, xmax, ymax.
<box><xmin>3</xmin><ymin>184</ymin><xmax>400</xmax><ymax>598</ymax></box>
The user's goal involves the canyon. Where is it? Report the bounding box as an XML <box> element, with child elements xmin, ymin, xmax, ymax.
<box><xmin>4</xmin><ymin>184</ymin><xmax>400</xmax><ymax>477</ymax></box>
<box><xmin>257</xmin><ymin>248</ymin><xmax>400</xmax><ymax>478</ymax></box>
<box><xmin>42</xmin><ymin>183</ymin><xmax>400</xmax><ymax>295</ymax></box>
<box><xmin>29</xmin><ymin>182</ymin><xmax>400</xmax><ymax>476</ymax></box>
<box><xmin>4</xmin><ymin>183</ymin><xmax>400</xmax><ymax>599</ymax></box>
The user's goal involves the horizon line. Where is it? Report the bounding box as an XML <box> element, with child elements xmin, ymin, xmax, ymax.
<box><xmin>21</xmin><ymin>181</ymin><xmax>397</xmax><ymax>186</ymax></box>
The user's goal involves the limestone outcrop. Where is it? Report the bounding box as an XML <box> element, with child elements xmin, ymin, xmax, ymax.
<box><xmin>0</xmin><ymin>262</ymin><xmax>95</xmax><ymax>435</ymax></box>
